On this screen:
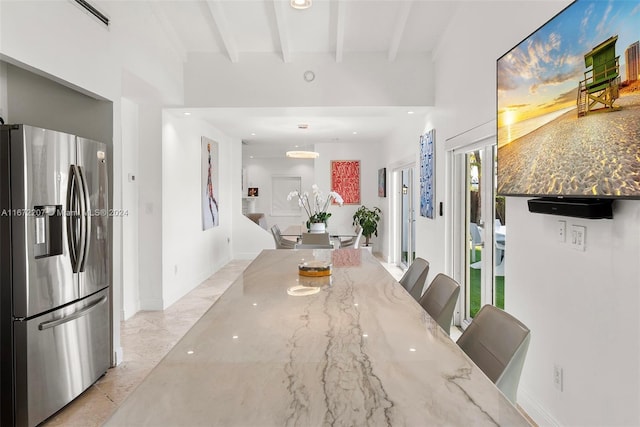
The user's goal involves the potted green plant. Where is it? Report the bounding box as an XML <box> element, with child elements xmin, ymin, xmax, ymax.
<box><xmin>352</xmin><ymin>206</ymin><xmax>381</xmax><ymax>247</ymax></box>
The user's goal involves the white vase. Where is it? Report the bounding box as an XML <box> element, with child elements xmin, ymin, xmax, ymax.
<box><xmin>309</xmin><ymin>222</ymin><xmax>326</xmax><ymax>233</ymax></box>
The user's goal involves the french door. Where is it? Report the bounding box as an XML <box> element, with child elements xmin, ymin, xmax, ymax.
<box><xmin>398</xmin><ymin>166</ymin><xmax>416</xmax><ymax>270</ymax></box>
<box><xmin>452</xmin><ymin>137</ymin><xmax>505</xmax><ymax>327</ymax></box>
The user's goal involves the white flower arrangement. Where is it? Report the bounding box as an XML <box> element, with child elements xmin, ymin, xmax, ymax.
<box><xmin>287</xmin><ymin>184</ymin><xmax>344</xmax><ymax>226</ymax></box>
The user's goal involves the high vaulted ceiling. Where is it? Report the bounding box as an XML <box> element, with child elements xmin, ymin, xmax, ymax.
<box><xmin>93</xmin><ymin>0</ymin><xmax>462</xmax><ymax>156</ymax></box>
<box><xmin>98</xmin><ymin>0</ymin><xmax>459</xmax><ymax>64</ymax></box>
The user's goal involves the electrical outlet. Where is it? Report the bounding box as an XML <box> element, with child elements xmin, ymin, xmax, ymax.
<box><xmin>570</xmin><ymin>225</ymin><xmax>586</xmax><ymax>251</ymax></box>
<box><xmin>558</xmin><ymin>220</ymin><xmax>566</xmax><ymax>243</ymax></box>
<box><xmin>553</xmin><ymin>365</ymin><xmax>564</xmax><ymax>391</ymax></box>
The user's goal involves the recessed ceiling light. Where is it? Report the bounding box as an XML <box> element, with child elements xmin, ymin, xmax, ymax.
<box><xmin>183</xmin><ymin>112</ymin><xmax>191</xmax><ymax>116</ymax></box>
<box><xmin>353</xmin><ymin>131</ymin><xmax>358</xmax><ymax>135</ymax></box>
<box><xmin>251</xmin><ymin>132</ymin><xmax>256</xmax><ymax>136</ymax></box>
<box><xmin>290</xmin><ymin>0</ymin><xmax>311</xmax><ymax>10</ymax></box>
<box><xmin>294</xmin><ymin>145</ymin><xmax>299</xmax><ymax>148</ymax></box>
<box><xmin>407</xmin><ymin>111</ymin><xmax>415</xmax><ymax>115</ymax></box>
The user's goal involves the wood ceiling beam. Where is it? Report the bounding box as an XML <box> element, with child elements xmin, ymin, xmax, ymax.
<box><xmin>388</xmin><ymin>0</ymin><xmax>413</xmax><ymax>62</ymax></box>
<box><xmin>205</xmin><ymin>0</ymin><xmax>239</xmax><ymax>63</ymax></box>
<box><xmin>271</xmin><ymin>0</ymin><xmax>291</xmax><ymax>63</ymax></box>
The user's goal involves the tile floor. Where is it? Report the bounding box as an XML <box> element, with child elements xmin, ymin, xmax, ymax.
<box><xmin>43</xmin><ymin>255</ymin><xmax>460</xmax><ymax>426</ymax></box>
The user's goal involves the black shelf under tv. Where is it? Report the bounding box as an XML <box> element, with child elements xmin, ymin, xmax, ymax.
<box><xmin>527</xmin><ymin>198</ymin><xmax>614</xmax><ymax>219</ymax></box>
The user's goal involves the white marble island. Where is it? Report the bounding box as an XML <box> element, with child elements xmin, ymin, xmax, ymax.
<box><xmin>106</xmin><ymin>249</ymin><xmax>530</xmax><ymax>426</ymax></box>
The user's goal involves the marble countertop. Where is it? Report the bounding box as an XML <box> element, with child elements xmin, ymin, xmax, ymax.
<box><xmin>105</xmin><ymin>249</ymin><xmax>529</xmax><ymax>426</ymax></box>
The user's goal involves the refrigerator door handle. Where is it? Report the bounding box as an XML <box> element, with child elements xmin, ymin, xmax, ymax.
<box><xmin>77</xmin><ymin>165</ymin><xmax>91</xmax><ymax>272</ymax></box>
<box><xmin>37</xmin><ymin>295</ymin><xmax>107</xmax><ymax>330</ymax></box>
<box><xmin>66</xmin><ymin>165</ymin><xmax>86</xmax><ymax>273</ymax></box>
<box><xmin>66</xmin><ymin>165</ymin><xmax>79</xmax><ymax>272</ymax></box>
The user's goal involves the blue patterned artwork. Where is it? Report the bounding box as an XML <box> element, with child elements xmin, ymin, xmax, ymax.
<box><xmin>420</xmin><ymin>130</ymin><xmax>435</xmax><ymax>219</ymax></box>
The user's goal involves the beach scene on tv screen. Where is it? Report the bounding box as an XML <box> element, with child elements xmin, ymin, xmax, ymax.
<box><xmin>497</xmin><ymin>0</ymin><xmax>640</xmax><ymax>197</ymax></box>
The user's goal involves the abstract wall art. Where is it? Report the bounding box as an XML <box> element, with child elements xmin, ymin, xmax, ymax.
<box><xmin>378</xmin><ymin>167</ymin><xmax>386</xmax><ymax>198</ymax></box>
<box><xmin>420</xmin><ymin>129</ymin><xmax>435</xmax><ymax>219</ymax></box>
<box><xmin>331</xmin><ymin>160</ymin><xmax>360</xmax><ymax>205</ymax></box>
<box><xmin>202</xmin><ymin>137</ymin><xmax>219</xmax><ymax>230</ymax></box>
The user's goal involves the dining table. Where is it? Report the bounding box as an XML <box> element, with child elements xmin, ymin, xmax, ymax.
<box><xmin>105</xmin><ymin>248</ymin><xmax>530</xmax><ymax>426</ymax></box>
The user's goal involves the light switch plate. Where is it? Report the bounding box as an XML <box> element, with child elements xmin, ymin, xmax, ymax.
<box><xmin>570</xmin><ymin>225</ymin><xmax>586</xmax><ymax>251</ymax></box>
<box><xmin>558</xmin><ymin>220</ymin><xmax>566</xmax><ymax>243</ymax></box>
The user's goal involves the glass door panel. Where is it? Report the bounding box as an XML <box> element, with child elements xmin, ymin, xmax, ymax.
<box><xmin>494</xmin><ymin>147</ymin><xmax>506</xmax><ymax>310</ymax></box>
<box><xmin>466</xmin><ymin>151</ymin><xmax>484</xmax><ymax>319</ymax></box>
<box><xmin>459</xmin><ymin>141</ymin><xmax>506</xmax><ymax>325</ymax></box>
<box><xmin>400</xmin><ymin>167</ymin><xmax>415</xmax><ymax>269</ymax></box>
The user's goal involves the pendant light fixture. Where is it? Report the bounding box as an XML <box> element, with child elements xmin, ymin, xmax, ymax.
<box><xmin>290</xmin><ymin>0</ymin><xmax>312</xmax><ymax>10</ymax></box>
<box><xmin>286</xmin><ymin>150</ymin><xmax>319</xmax><ymax>159</ymax></box>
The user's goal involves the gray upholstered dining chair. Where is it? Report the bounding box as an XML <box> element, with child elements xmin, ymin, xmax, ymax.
<box><xmin>456</xmin><ymin>304</ymin><xmax>531</xmax><ymax>404</ymax></box>
<box><xmin>271</xmin><ymin>225</ymin><xmax>296</xmax><ymax>249</ymax></box>
<box><xmin>301</xmin><ymin>232</ymin><xmax>331</xmax><ymax>245</ymax></box>
<box><xmin>418</xmin><ymin>273</ymin><xmax>460</xmax><ymax>335</ymax></box>
<box><xmin>399</xmin><ymin>258</ymin><xmax>430</xmax><ymax>301</ymax></box>
<box><xmin>339</xmin><ymin>225</ymin><xmax>363</xmax><ymax>249</ymax></box>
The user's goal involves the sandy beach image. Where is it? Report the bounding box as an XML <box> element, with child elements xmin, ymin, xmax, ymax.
<box><xmin>496</xmin><ymin>0</ymin><xmax>640</xmax><ymax>197</ymax></box>
<box><xmin>498</xmin><ymin>89</ymin><xmax>640</xmax><ymax>197</ymax></box>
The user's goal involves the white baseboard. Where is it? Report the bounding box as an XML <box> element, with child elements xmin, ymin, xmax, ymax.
<box><xmin>518</xmin><ymin>388</ymin><xmax>561</xmax><ymax>426</ymax></box>
<box><xmin>112</xmin><ymin>346</ymin><xmax>123</xmax><ymax>367</ymax></box>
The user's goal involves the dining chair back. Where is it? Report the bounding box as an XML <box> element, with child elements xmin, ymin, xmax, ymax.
<box><xmin>353</xmin><ymin>226</ymin><xmax>363</xmax><ymax>249</ymax></box>
<box><xmin>294</xmin><ymin>243</ymin><xmax>333</xmax><ymax>249</ymax></box>
<box><xmin>340</xmin><ymin>225</ymin><xmax>363</xmax><ymax>249</ymax></box>
<box><xmin>456</xmin><ymin>304</ymin><xmax>531</xmax><ymax>403</ymax></box>
<box><xmin>399</xmin><ymin>258</ymin><xmax>430</xmax><ymax>301</ymax></box>
<box><xmin>271</xmin><ymin>225</ymin><xmax>296</xmax><ymax>249</ymax></box>
<box><xmin>301</xmin><ymin>232</ymin><xmax>331</xmax><ymax>245</ymax></box>
<box><xmin>418</xmin><ymin>273</ymin><xmax>460</xmax><ymax>335</ymax></box>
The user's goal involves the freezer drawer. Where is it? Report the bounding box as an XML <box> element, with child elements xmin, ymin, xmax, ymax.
<box><xmin>13</xmin><ymin>288</ymin><xmax>110</xmax><ymax>427</ymax></box>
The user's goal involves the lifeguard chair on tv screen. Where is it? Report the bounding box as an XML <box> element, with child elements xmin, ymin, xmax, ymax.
<box><xmin>577</xmin><ymin>35</ymin><xmax>620</xmax><ymax>116</ymax></box>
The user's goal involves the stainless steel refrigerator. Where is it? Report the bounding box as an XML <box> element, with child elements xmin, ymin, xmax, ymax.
<box><xmin>0</xmin><ymin>124</ymin><xmax>111</xmax><ymax>427</ymax></box>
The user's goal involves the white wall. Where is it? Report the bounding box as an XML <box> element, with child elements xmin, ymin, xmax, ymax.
<box><xmin>426</xmin><ymin>1</ymin><xmax>640</xmax><ymax>425</ymax></box>
<box><xmin>243</xmin><ymin>156</ymin><xmax>315</xmax><ymax>231</ymax></box>
<box><xmin>233</xmin><ymin>144</ymin><xmax>274</xmax><ymax>259</ymax></box>
<box><xmin>378</xmin><ymin>111</ymin><xmax>434</xmax><ymax>270</ymax></box>
<box><xmin>161</xmin><ymin>115</ymin><xmax>235</xmax><ymax>308</ymax></box>
<box><xmin>508</xmin><ymin>198</ymin><xmax>640</xmax><ymax>426</ymax></box>
<box><xmin>120</xmin><ymin>98</ymin><xmax>140</xmax><ymax>319</ymax></box>
<box><xmin>314</xmin><ymin>141</ymin><xmax>383</xmax><ymax>245</ymax></box>
<box><xmin>121</xmin><ymin>78</ymin><xmax>165</xmax><ymax>312</ymax></box>
<box><xmin>184</xmin><ymin>52</ymin><xmax>434</xmax><ymax>108</ymax></box>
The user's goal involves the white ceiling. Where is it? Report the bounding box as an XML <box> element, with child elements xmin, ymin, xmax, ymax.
<box><xmin>171</xmin><ymin>106</ymin><xmax>431</xmax><ymax>157</ymax></box>
<box><xmin>99</xmin><ymin>0</ymin><xmax>460</xmax><ymax>63</ymax></box>
<box><xmin>96</xmin><ymin>0</ymin><xmax>460</xmax><ymax>156</ymax></box>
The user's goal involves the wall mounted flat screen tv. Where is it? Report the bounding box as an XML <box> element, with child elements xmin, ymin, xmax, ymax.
<box><xmin>497</xmin><ymin>0</ymin><xmax>640</xmax><ymax>198</ymax></box>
